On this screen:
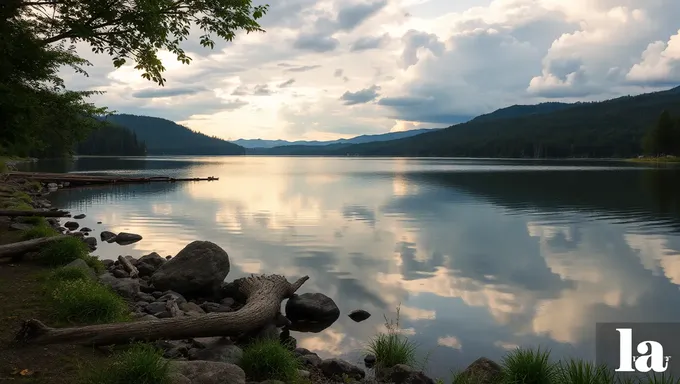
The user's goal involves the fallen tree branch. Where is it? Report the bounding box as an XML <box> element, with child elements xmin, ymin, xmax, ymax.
<box><xmin>117</xmin><ymin>255</ymin><xmax>138</xmax><ymax>278</ymax></box>
<box><xmin>0</xmin><ymin>235</ymin><xmax>68</xmax><ymax>258</ymax></box>
<box><xmin>15</xmin><ymin>274</ymin><xmax>310</xmax><ymax>346</ymax></box>
<box><xmin>0</xmin><ymin>209</ymin><xmax>70</xmax><ymax>217</ymax></box>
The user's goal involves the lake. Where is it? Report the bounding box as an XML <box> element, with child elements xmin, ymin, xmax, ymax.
<box><xmin>20</xmin><ymin>156</ymin><xmax>680</xmax><ymax>378</ymax></box>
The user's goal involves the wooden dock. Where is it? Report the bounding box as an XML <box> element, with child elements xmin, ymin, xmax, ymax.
<box><xmin>6</xmin><ymin>172</ymin><xmax>218</xmax><ymax>187</ymax></box>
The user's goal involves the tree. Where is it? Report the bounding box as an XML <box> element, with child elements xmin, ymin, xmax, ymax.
<box><xmin>17</xmin><ymin>0</ymin><xmax>269</xmax><ymax>85</ymax></box>
<box><xmin>643</xmin><ymin>110</ymin><xmax>677</xmax><ymax>156</ymax></box>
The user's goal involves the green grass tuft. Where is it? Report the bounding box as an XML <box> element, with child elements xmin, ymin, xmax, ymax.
<box><xmin>367</xmin><ymin>304</ymin><xmax>418</xmax><ymax>370</ymax></box>
<box><xmin>240</xmin><ymin>338</ymin><xmax>301</xmax><ymax>383</ymax></box>
<box><xmin>37</xmin><ymin>236</ymin><xmax>89</xmax><ymax>266</ymax></box>
<box><xmin>49</xmin><ymin>279</ymin><xmax>130</xmax><ymax>324</ymax></box>
<box><xmin>81</xmin><ymin>254</ymin><xmax>106</xmax><ymax>275</ymax></box>
<box><xmin>12</xmin><ymin>190</ymin><xmax>32</xmax><ymax>204</ymax></box>
<box><xmin>47</xmin><ymin>267</ymin><xmax>91</xmax><ymax>283</ymax></box>
<box><xmin>20</xmin><ymin>221</ymin><xmax>58</xmax><ymax>240</ymax></box>
<box><xmin>80</xmin><ymin>343</ymin><xmax>170</xmax><ymax>384</ymax></box>
<box><xmin>502</xmin><ymin>347</ymin><xmax>557</xmax><ymax>384</ymax></box>
<box><xmin>556</xmin><ymin>359</ymin><xmax>613</xmax><ymax>384</ymax></box>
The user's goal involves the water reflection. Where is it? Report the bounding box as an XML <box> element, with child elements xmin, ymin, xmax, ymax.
<box><xmin>30</xmin><ymin>157</ymin><xmax>680</xmax><ymax>379</ymax></box>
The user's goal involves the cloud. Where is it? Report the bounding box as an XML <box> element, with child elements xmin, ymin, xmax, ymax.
<box><xmin>336</xmin><ymin>0</ymin><xmax>388</xmax><ymax>31</ymax></box>
<box><xmin>131</xmin><ymin>87</ymin><xmax>207</xmax><ymax>99</ymax></box>
<box><xmin>340</xmin><ymin>85</ymin><xmax>381</xmax><ymax>105</ymax></box>
<box><xmin>626</xmin><ymin>30</ymin><xmax>680</xmax><ymax>86</ymax></box>
<box><xmin>278</xmin><ymin>78</ymin><xmax>296</xmax><ymax>88</ymax></box>
<box><xmin>334</xmin><ymin>69</ymin><xmax>344</xmax><ymax>77</ymax></box>
<box><xmin>285</xmin><ymin>65</ymin><xmax>322</xmax><ymax>72</ymax></box>
<box><xmin>253</xmin><ymin>84</ymin><xmax>273</xmax><ymax>96</ymax></box>
<box><xmin>293</xmin><ymin>32</ymin><xmax>340</xmax><ymax>52</ymax></box>
<box><xmin>350</xmin><ymin>33</ymin><xmax>391</xmax><ymax>52</ymax></box>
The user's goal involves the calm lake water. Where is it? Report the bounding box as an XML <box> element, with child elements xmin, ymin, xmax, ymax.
<box><xmin>20</xmin><ymin>156</ymin><xmax>680</xmax><ymax>377</ymax></box>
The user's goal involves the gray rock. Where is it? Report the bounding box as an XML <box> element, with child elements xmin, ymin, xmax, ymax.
<box><xmin>348</xmin><ymin>309</ymin><xmax>371</xmax><ymax>322</ymax></box>
<box><xmin>294</xmin><ymin>348</ymin><xmax>314</xmax><ymax>356</ymax></box>
<box><xmin>169</xmin><ymin>373</ymin><xmax>192</xmax><ymax>384</ymax></box>
<box><xmin>298</xmin><ymin>369</ymin><xmax>310</xmax><ymax>379</ymax></box>
<box><xmin>80</xmin><ymin>227</ymin><xmax>92</xmax><ymax>232</ymax></box>
<box><xmin>319</xmin><ymin>358</ymin><xmax>365</xmax><ymax>381</ymax></box>
<box><xmin>169</xmin><ymin>360</ymin><xmax>245</xmax><ymax>384</ymax></box>
<box><xmin>379</xmin><ymin>364</ymin><xmax>434</xmax><ymax>384</ymax></box>
<box><xmin>100</xmin><ymin>231</ymin><xmax>117</xmax><ymax>242</ymax></box>
<box><xmin>151</xmin><ymin>241</ymin><xmax>231</xmax><ymax>299</ymax></box>
<box><xmin>201</xmin><ymin>302</ymin><xmax>232</xmax><ymax>313</ymax></box>
<box><xmin>191</xmin><ymin>337</ymin><xmax>228</xmax><ymax>349</ymax></box>
<box><xmin>151</xmin><ymin>291</ymin><xmax>164</xmax><ymax>299</ymax></box>
<box><xmin>112</xmin><ymin>269</ymin><xmax>129</xmax><ymax>278</ymax></box>
<box><xmin>138</xmin><ymin>252</ymin><xmax>166</xmax><ymax>268</ymax></box>
<box><xmin>146</xmin><ymin>301</ymin><xmax>168</xmax><ymax>314</ymax></box>
<box><xmin>364</xmin><ymin>354</ymin><xmax>376</xmax><ymax>368</ymax></box>
<box><xmin>64</xmin><ymin>221</ymin><xmax>79</xmax><ymax>230</ymax></box>
<box><xmin>156</xmin><ymin>311</ymin><xmax>174</xmax><ymax>319</ymax></box>
<box><xmin>47</xmin><ymin>182</ymin><xmax>58</xmax><ymax>189</ymax></box>
<box><xmin>101</xmin><ymin>259</ymin><xmax>115</xmax><ymax>269</ymax></box>
<box><xmin>124</xmin><ymin>255</ymin><xmax>139</xmax><ymax>266</ymax></box>
<box><xmin>99</xmin><ymin>273</ymin><xmax>139</xmax><ymax>298</ymax></box>
<box><xmin>192</xmin><ymin>344</ymin><xmax>243</xmax><ymax>365</ymax></box>
<box><xmin>460</xmin><ymin>357</ymin><xmax>503</xmax><ymax>384</ymax></box>
<box><xmin>136</xmin><ymin>315</ymin><xmax>158</xmax><ymax>322</ymax></box>
<box><xmin>83</xmin><ymin>236</ymin><xmax>97</xmax><ymax>250</ymax></box>
<box><xmin>137</xmin><ymin>261</ymin><xmax>157</xmax><ymax>277</ymax></box>
<box><xmin>254</xmin><ymin>323</ymin><xmax>280</xmax><ymax>341</ymax></box>
<box><xmin>73</xmin><ymin>214</ymin><xmax>86</xmax><ymax>219</ymax></box>
<box><xmin>115</xmin><ymin>232</ymin><xmax>143</xmax><ymax>245</ymax></box>
<box><xmin>10</xmin><ymin>223</ymin><xmax>34</xmax><ymax>231</ymax></box>
<box><xmin>63</xmin><ymin>258</ymin><xmax>96</xmax><ymax>280</ymax></box>
<box><xmin>179</xmin><ymin>302</ymin><xmax>205</xmax><ymax>314</ymax></box>
<box><xmin>220</xmin><ymin>297</ymin><xmax>235</xmax><ymax>307</ymax></box>
<box><xmin>137</xmin><ymin>292</ymin><xmax>155</xmax><ymax>302</ymax></box>
<box><xmin>285</xmin><ymin>293</ymin><xmax>340</xmax><ymax>323</ymax></box>
<box><xmin>158</xmin><ymin>291</ymin><xmax>187</xmax><ymax>304</ymax></box>
<box><xmin>300</xmin><ymin>354</ymin><xmax>323</xmax><ymax>367</ymax></box>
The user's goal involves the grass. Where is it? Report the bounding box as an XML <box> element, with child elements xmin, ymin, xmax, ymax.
<box><xmin>81</xmin><ymin>254</ymin><xmax>106</xmax><ymax>275</ymax></box>
<box><xmin>240</xmin><ymin>338</ymin><xmax>301</xmax><ymax>383</ymax></box>
<box><xmin>79</xmin><ymin>343</ymin><xmax>171</xmax><ymax>384</ymax></box>
<box><xmin>502</xmin><ymin>347</ymin><xmax>557</xmax><ymax>384</ymax></box>
<box><xmin>366</xmin><ymin>304</ymin><xmax>418</xmax><ymax>370</ymax></box>
<box><xmin>20</xmin><ymin>220</ymin><xmax>58</xmax><ymax>240</ymax></box>
<box><xmin>48</xmin><ymin>278</ymin><xmax>130</xmax><ymax>324</ymax></box>
<box><xmin>46</xmin><ymin>266</ymin><xmax>91</xmax><ymax>284</ymax></box>
<box><xmin>36</xmin><ymin>236</ymin><xmax>90</xmax><ymax>267</ymax></box>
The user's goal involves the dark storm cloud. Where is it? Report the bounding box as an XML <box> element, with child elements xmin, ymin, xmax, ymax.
<box><xmin>336</xmin><ymin>0</ymin><xmax>388</xmax><ymax>31</ymax></box>
<box><xmin>340</xmin><ymin>85</ymin><xmax>381</xmax><ymax>105</ymax></box>
<box><xmin>131</xmin><ymin>86</ymin><xmax>207</xmax><ymax>98</ymax></box>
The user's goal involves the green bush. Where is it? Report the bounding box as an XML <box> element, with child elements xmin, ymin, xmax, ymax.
<box><xmin>49</xmin><ymin>279</ymin><xmax>129</xmax><ymax>324</ymax></box>
<box><xmin>37</xmin><ymin>236</ymin><xmax>89</xmax><ymax>266</ymax></box>
<box><xmin>367</xmin><ymin>305</ymin><xmax>417</xmax><ymax>369</ymax></box>
<box><xmin>502</xmin><ymin>347</ymin><xmax>557</xmax><ymax>384</ymax></box>
<box><xmin>556</xmin><ymin>359</ymin><xmax>613</xmax><ymax>384</ymax></box>
<box><xmin>240</xmin><ymin>338</ymin><xmax>301</xmax><ymax>382</ymax></box>
<box><xmin>47</xmin><ymin>267</ymin><xmax>91</xmax><ymax>284</ymax></box>
<box><xmin>20</xmin><ymin>221</ymin><xmax>58</xmax><ymax>240</ymax></box>
<box><xmin>81</xmin><ymin>254</ymin><xmax>106</xmax><ymax>275</ymax></box>
<box><xmin>80</xmin><ymin>343</ymin><xmax>170</xmax><ymax>384</ymax></box>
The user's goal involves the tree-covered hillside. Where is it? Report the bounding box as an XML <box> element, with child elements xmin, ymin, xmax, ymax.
<box><xmin>254</xmin><ymin>86</ymin><xmax>680</xmax><ymax>158</ymax></box>
<box><xmin>105</xmin><ymin>114</ymin><xmax>245</xmax><ymax>155</ymax></box>
<box><xmin>77</xmin><ymin>124</ymin><xmax>147</xmax><ymax>156</ymax></box>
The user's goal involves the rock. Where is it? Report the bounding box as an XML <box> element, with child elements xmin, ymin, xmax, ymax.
<box><xmin>136</xmin><ymin>315</ymin><xmax>159</xmax><ymax>322</ymax></box>
<box><xmin>298</xmin><ymin>370</ymin><xmax>310</xmax><ymax>379</ymax></box>
<box><xmin>64</xmin><ymin>221</ymin><xmax>79</xmax><ymax>230</ymax></box>
<box><xmin>151</xmin><ymin>241</ymin><xmax>231</xmax><ymax>299</ymax></box>
<box><xmin>9</xmin><ymin>223</ymin><xmax>34</xmax><ymax>231</ymax></box>
<box><xmin>255</xmin><ymin>323</ymin><xmax>280</xmax><ymax>341</ymax></box>
<box><xmin>112</xmin><ymin>269</ymin><xmax>130</xmax><ymax>278</ymax></box>
<box><xmin>124</xmin><ymin>255</ymin><xmax>140</xmax><ymax>266</ymax></box>
<box><xmin>192</xmin><ymin>344</ymin><xmax>243</xmax><ymax>365</ymax></box>
<box><xmin>138</xmin><ymin>252</ymin><xmax>166</xmax><ymax>268</ymax></box>
<box><xmin>319</xmin><ymin>359</ymin><xmax>365</xmax><ymax>381</ymax></box>
<box><xmin>166</xmin><ymin>255</ymin><xmax>173</xmax><ymax>260</ymax></box>
<box><xmin>169</xmin><ymin>360</ymin><xmax>245</xmax><ymax>384</ymax></box>
<box><xmin>220</xmin><ymin>297</ymin><xmax>235</xmax><ymax>307</ymax></box>
<box><xmin>99</xmin><ymin>273</ymin><xmax>139</xmax><ymax>298</ymax></box>
<box><xmin>101</xmin><ymin>259</ymin><xmax>114</xmax><ymax>269</ymax></box>
<box><xmin>80</xmin><ymin>227</ymin><xmax>92</xmax><ymax>232</ymax></box>
<box><xmin>201</xmin><ymin>302</ymin><xmax>232</xmax><ymax>313</ymax></box>
<box><xmin>259</xmin><ymin>381</ymin><xmax>284</xmax><ymax>384</ymax></box>
<box><xmin>151</xmin><ymin>291</ymin><xmax>164</xmax><ymax>299</ymax></box>
<box><xmin>169</xmin><ymin>373</ymin><xmax>192</xmax><ymax>384</ymax></box>
<box><xmin>379</xmin><ymin>364</ymin><xmax>434</xmax><ymax>384</ymax></box>
<box><xmin>190</xmin><ymin>337</ymin><xmax>228</xmax><ymax>349</ymax></box>
<box><xmin>460</xmin><ymin>357</ymin><xmax>503</xmax><ymax>384</ymax></box>
<box><xmin>294</xmin><ymin>348</ymin><xmax>314</xmax><ymax>356</ymax></box>
<box><xmin>179</xmin><ymin>302</ymin><xmax>205</xmax><ymax>314</ymax></box>
<box><xmin>137</xmin><ymin>292</ymin><xmax>155</xmax><ymax>302</ymax></box>
<box><xmin>156</xmin><ymin>311</ymin><xmax>175</xmax><ymax>319</ymax></box>
<box><xmin>158</xmin><ymin>291</ymin><xmax>187</xmax><ymax>304</ymax></box>
<box><xmin>300</xmin><ymin>354</ymin><xmax>323</xmax><ymax>367</ymax></box>
<box><xmin>137</xmin><ymin>262</ymin><xmax>157</xmax><ymax>277</ymax></box>
<box><xmin>145</xmin><ymin>301</ymin><xmax>168</xmax><ymax>314</ymax></box>
<box><xmin>63</xmin><ymin>258</ymin><xmax>96</xmax><ymax>280</ymax></box>
<box><xmin>364</xmin><ymin>354</ymin><xmax>376</xmax><ymax>368</ymax></box>
<box><xmin>348</xmin><ymin>309</ymin><xmax>371</xmax><ymax>322</ymax></box>
<box><xmin>100</xmin><ymin>231</ymin><xmax>117</xmax><ymax>242</ymax></box>
<box><xmin>97</xmin><ymin>221</ymin><xmax>102</xmax><ymax>224</ymax></box>
<box><xmin>285</xmin><ymin>293</ymin><xmax>340</xmax><ymax>323</ymax></box>
<box><xmin>83</xmin><ymin>237</ymin><xmax>97</xmax><ymax>250</ymax></box>
<box><xmin>57</xmin><ymin>226</ymin><xmax>67</xmax><ymax>233</ymax></box>
<box><xmin>73</xmin><ymin>214</ymin><xmax>86</xmax><ymax>219</ymax></box>
<box><xmin>115</xmin><ymin>232</ymin><xmax>143</xmax><ymax>245</ymax></box>
<box><xmin>47</xmin><ymin>183</ymin><xmax>58</xmax><ymax>189</ymax></box>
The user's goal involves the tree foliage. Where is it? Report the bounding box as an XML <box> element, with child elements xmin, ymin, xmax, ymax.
<box><xmin>642</xmin><ymin>110</ymin><xmax>680</xmax><ymax>156</ymax></box>
<box><xmin>77</xmin><ymin>124</ymin><xmax>147</xmax><ymax>156</ymax></box>
<box><xmin>18</xmin><ymin>0</ymin><xmax>269</xmax><ymax>85</ymax></box>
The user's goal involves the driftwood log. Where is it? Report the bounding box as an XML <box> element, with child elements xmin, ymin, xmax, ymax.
<box><xmin>15</xmin><ymin>274</ymin><xmax>309</xmax><ymax>346</ymax></box>
<box><xmin>117</xmin><ymin>255</ymin><xmax>139</xmax><ymax>278</ymax></box>
<box><xmin>0</xmin><ymin>209</ymin><xmax>70</xmax><ymax>217</ymax></box>
<box><xmin>0</xmin><ymin>235</ymin><xmax>68</xmax><ymax>258</ymax></box>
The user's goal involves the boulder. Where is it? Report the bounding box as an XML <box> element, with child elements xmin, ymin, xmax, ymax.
<box><xmin>150</xmin><ymin>241</ymin><xmax>231</xmax><ymax>299</ymax></box>
<box><xmin>460</xmin><ymin>357</ymin><xmax>503</xmax><ymax>384</ymax></box>
<box><xmin>285</xmin><ymin>293</ymin><xmax>340</xmax><ymax>323</ymax></box>
<box><xmin>137</xmin><ymin>262</ymin><xmax>157</xmax><ymax>277</ymax></box>
<box><xmin>179</xmin><ymin>302</ymin><xmax>205</xmax><ymax>314</ymax></box>
<box><xmin>63</xmin><ymin>258</ymin><xmax>96</xmax><ymax>280</ymax></box>
<box><xmin>364</xmin><ymin>354</ymin><xmax>376</xmax><ymax>368</ymax></box>
<box><xmin>64</xmin><ymin>221</ymin><xmax>79</xmax><ymax>230</ymax></box>
<box><xmin>80</xmin><ymin>227</ymin><xmax>92</xmax><ymax>232</ymax></box>
<box><xmin>83</xmin><ymin>237</ymin><xmax>97</xmax><ymax>250</ymax></box>
<box><xmin>112</xmin><ymin>269</ymin><xmax>129</xmax><ymax>278</ymax></box>
<box><xmin>348</xmin><ymin>309</ymin><xmax>371</xmax><ymax>322</ymax></box>
<box><xmin>100</xmin><ymin>231</ymin><xmax>117</xmax><ymax>242</ymax></box>
<box><xmin>115</xmin><ymin>232</ymin><xmax>143</xmax><ymax>245</ymax></box>
<box><xmin>201</xmin><ymin>302</ymin><xmax>232</xmax><ymax>313</ymax></box>
<box><xmin>379</xmin><ymin>364</ymin><xmax>435</xmax><ymax>384</ymax></box>
<box><xmin>138</xmin><ymin>252</ymin><xmax>166</xmax><ymax>268</ymax></box>
<box><xmin>191</xmin><ymin>344</ymin><xmax>243</xmax><ymax>365</ymax></box>
<box><xmin>158</xmin><ymin>291</ymin><xmax>187</xmax><ymax>304</ymax></box>
<box><xmin>145</xmin><ymin>301</ymin><xmax>168</xmax><ymax>315</ymax></box>
<box><xmin>169</xmin><ymin>360</ymin><xmax>245</xmax><ymax>384</ymax></box>
<box><xmin>319</xmin><ymin>358</ymin><xmax>365</xmax><ymax>381</ymax></box>
<box><xmin>101</xmin><ymin>259</ymin><xmax>115</xmax><ymax>269</ymax></box>
<box><xmin>99</xmin><ymin>273</ymin><xmax>140</xmax><ymax>298</ymax></box>
<box><xmin>73</xmin><ymin>214</ymin><xmax>86</xmax><ymax>219</ymax></box>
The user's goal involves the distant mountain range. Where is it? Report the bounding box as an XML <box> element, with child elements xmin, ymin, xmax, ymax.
<box><xmin>232</xmin><ymin>128</ymin><xmax>440</xmax><ymax>148</ymax></box>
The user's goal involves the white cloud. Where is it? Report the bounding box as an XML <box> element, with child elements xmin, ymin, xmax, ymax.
<box><xmin>63</xmin><ymin>0</ymin><xmax>680</xmax><ymax>140</ymax></box>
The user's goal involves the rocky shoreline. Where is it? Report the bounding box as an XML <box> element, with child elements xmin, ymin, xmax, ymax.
<box><xmin>5</xmin><ymin>179</ymin><xmax>502</xmax><ymax>384</ymax></box>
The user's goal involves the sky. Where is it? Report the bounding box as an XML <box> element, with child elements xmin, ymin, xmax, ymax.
<box><xmin>61</xmin><ymin>0</ymin><xmax>680</xmax><ymax>141</ymax></box>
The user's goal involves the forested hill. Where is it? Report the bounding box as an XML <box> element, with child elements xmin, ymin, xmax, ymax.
<box><xmin>77</xmin><ymin>124</ymin><xmax>147</xmax><ymax>156</ymax></box>
<box><xmin>468</xmin><ymin>102</ymin><xmax>573</xmax><ymax>123</ymax></box>
<box><xmin>104</xmin><ymin>114</ymin><xmax>245</xmax><ymax>155</ymax></box>
<box><xmin>256</xmin><ymin>86</ymin><xmax>680</xmax><ymax>158</ymax></box>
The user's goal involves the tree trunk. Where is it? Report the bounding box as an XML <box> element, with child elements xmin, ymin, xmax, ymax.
<box><xmin>0</xmin><ymin>235</ymin><xmax>68</xmax><ymax>258</ymax></box>
<box><xmin>15</xmin><ymin>274</ymin><xmax>309</xmax><ymax>346</ymax></box>
<box><xmin>0</xmin><ymin>209</ymin><xmax>70</xmax><ymax>217</ymax></box>
<box><xmin>117</xmin><ymin>255</ymin><xmax>138</xmax><ymax>278</ymax></box>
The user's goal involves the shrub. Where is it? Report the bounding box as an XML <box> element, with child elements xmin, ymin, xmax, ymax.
<box><xmin>240</xmin><ymin>338</ymin><xmax>301</xmax><ymax>382</ymax></box>
<box><xmin>12</xmin><ymin>191</ymin><xmax>32</xmax><ymax>204</ymax></box>
<box><xmin>49</xmin><ymin>279</ymin><xmax>129</xmax><ymax>324</ymax></box>
<box><xmin>47</xmin><ymin>267</ymin><xmax>91</xmax><ymax>284</ymax></box>
<box><xmin>80</xmin><ymin>343</ymin><xmax>170</xmax><ymax>384</ymax></box>
<box><xmin>20</xmin><ymin>221</ymin><xmax>58</xmax><ymax>240</ymax></box>
<box><xmin>556</xmin><ymin>359</ymin><xmax>612</xmax><ymax>384</ymax></box>
<box><xmin>367</xmin><ymin>305</ymin><xmax>417</xmax><ymax>369</ymax></box>
<box><xmin>502</xmin><ymin>347</ymin><xmax>557</xmax><ymax>384</ymax></box>
<box><xmin>37</xmin><ymin>236</ymin><xmax>89</xmax><ymax>266</ymax></box>
<box><xmin>81</xmin><ymin>254</ymin><xmax>106</xmax><ymax>275</ymax></box>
